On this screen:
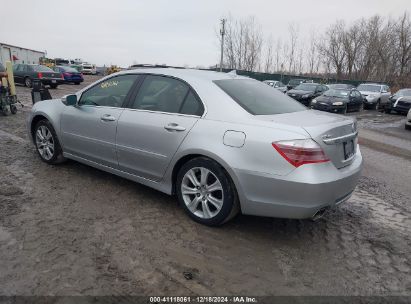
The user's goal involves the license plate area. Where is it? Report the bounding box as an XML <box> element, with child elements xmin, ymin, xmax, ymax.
<box><xmin>343</xmin><ymin>140</ymin><xmax>355</xmax><ymax>160</ymax></box>
<box><xmin>52</xmin><ymin>80</ymin><xmax>57</xmax><ymax>83</ymax></box>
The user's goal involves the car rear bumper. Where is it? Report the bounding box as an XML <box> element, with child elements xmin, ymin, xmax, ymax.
<box><xmin>40</xmin><ymin>78</ymin><xmax>64</xmax><ymax>85</ymax></box>
<box><xmin>235</xmin><ymin>146</ymin><xmax>363</xmax><ymax>219</ymax></box>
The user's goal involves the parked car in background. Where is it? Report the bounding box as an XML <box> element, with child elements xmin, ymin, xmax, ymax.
<box><xmin>13</xmin><ymin>64</ymin><xmax>63</xmax><ymax>89</ymax></box>
<box><xmin>287</xmin><ymin>83</ymin><xmax>328</xmax><ymax>106</ymax></box>
<box><xmin>406</xmin><ymin>109</ymin><xmax>411</xmax><ymax>130</ymax></box>
<box><xmin>311</xmin><ymin>88</ymin><xmax>363</xmax><ymax>114</ymax></box>
<box><xmin>327</xmin><ymin>84</ymin><xmax>356</xmax><ymax>90</ymax></box>
<box><xmin>286</xmin><ymin>78</ymin><xmax>307</xmax><ymax>91</ymax></box>
<box><xmin>357</xmin><ymin>83</ymin><xmax>391</xmax><ymax>110</ymax></box>
<box><xmin>81</xmin><ymin>63</ymin><xmax>97</xmax><ymax>75</ymax></box>
<box><xmin>28</xmin><ymin>68</ymin><xmax>362</xmax><ymax>226</ymax></box>
<box><xmin>385</xmin><ymin>88</ymin><xmax>411</xmax><ymax>114</ymax></box>
<box><xmin>263</xmin><ymin>80</ymin><xmax>287</xmax><ymax>93</ymax></box>
<box><xmin>53</xmin><ymin>66</ymin><xmax>84</xmax><ymax>85</ymax></box>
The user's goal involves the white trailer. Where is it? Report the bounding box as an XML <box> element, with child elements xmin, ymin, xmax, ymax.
<box><xmin>0</xmin><ymin>43</ymin><xmax>45</xmax><ymax>65</ymax></box>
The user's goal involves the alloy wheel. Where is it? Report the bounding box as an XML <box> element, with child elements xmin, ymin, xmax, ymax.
<box><xmin>35</xmin><ymin>125</ymin><xmax>55</xmax><ymax>160</ymax></box>
<box><xmin>181</xmin><ymin>167</ymin><xmax>224</xmax><ymax>219</ymax></box>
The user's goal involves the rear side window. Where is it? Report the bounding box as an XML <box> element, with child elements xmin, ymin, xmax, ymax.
<box><xmin>131</xmin><ymin>75</ymin><xmax>189</xmax><ymax>114</ymax></box>
<box><xmin>214</xmin><ymin>79</ymin><xmax>306</xmax><ymax>115</ymax></box>
<box><xmin>180</xmin><ymin>91</ymin><xmax>204</xmax><ymax>116</ymax></box>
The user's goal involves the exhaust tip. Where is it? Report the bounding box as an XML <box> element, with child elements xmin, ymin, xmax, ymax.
<box><xmin>311</xmin><ymin>207</ymin><xmax>329</xmax><ymax>221</ymax></box>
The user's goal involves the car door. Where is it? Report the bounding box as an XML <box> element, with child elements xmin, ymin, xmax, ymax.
<box><xmin>60</xmin><ymin>74</ymin><xmax>140</xmax><ymax>168</ymax></box>
<box><xmin>13</xmin><ymin>64</ymin><xmax>23</xmax><ymax>84</ymax></box>
<box><xmin>381</xmin><ymin>85</ymin><xmax>391</xmax><ymax>105</ymax></box>
<box><xmin>116</xmin><ymin>75</ymin><xmax>204</xmax><ymax>181</ymax></box>
<box><xmin>354</xmin><ymin>90</ymin><xmax>363</xmax><ymax>110</ymax></box>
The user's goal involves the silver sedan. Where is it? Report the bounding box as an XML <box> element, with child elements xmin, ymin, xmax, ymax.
<box><xmin>28</xmin><ymin>68</ymin><xmax>363</xmax><ymax>226</ymax></box>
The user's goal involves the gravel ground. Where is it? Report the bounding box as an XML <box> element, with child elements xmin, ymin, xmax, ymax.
<box><xmin>0</xmin><ymin>76</ymin><xmax>410</xmax><ymax>297</ymax></box>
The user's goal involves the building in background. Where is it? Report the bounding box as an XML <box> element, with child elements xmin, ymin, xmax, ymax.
<box><xmin>0</xmin><ymin>43</ymin><xmax>45</xmax><ymax>65</ymax></box>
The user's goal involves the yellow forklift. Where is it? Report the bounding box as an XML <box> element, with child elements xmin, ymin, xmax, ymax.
<box><xmin>0</xmin><ymin>61</ymin><xmax>22</xmax><ymax>116</ymax></box>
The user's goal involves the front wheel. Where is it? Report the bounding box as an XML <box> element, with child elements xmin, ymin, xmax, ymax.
<box><xmin>34</xmin><ymin>120</ymin><xmax>66</xmax><ymax>164</ymax></box>
<box><xmin>25</xmin><ymin>77</ymin><xmax>32</xmax><ymax>88</ymax></box>
<box><xmin>176</xmin><ymin>157</ymin><xmax>239</xmax><ymax>226</ymax></box>
<box><xmin>50</xmin><ymin>84</ymin><xmax>58</xmax><ymax>89</ymax></box>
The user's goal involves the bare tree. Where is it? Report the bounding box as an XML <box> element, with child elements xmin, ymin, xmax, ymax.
<box><xmin>319</xmin><ymin>20</ymin><xmax>346</xmax><ymax>79</ymax></box>
<box><xmin>287</xmin><ymin>23</ymin><xmax>299</xmax><ymax>73</ymax></box>
<box><xmin>263</xmin><ymin>36</ymin><xmax>274</xmax><ymax>73</ymax></box>
<box><xmin>219</xmin><ymin>16</ymin><xmax>264</xmax><ymax>72</ymax></box>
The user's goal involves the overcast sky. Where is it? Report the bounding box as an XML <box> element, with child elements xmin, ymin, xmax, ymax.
<box><xmin>1</xmin><ymin>0</ymin><xmax>409</xmax><ymax>67</ymax></box>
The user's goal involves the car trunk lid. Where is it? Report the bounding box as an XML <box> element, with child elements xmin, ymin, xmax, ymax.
<box><xmin>256</xmin><ymin>110</ymin><xmax>358</xmax><ymax>169</ymax></box>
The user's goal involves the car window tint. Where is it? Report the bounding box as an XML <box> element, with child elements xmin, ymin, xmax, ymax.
<box><xmin>214</xmin><ymin>79</ymin><xmax>307</xmax><ymax>115</ymax></box>
<box><xmin>79</xmin><ymin>75</ymin><xmax>137</xmax><ymax>107</ymax></box>
<box><xmin>131</xmin><ymin>75</ymin><xmax>189</xmax><ymax>114</ymax></box>
<box><xmin>180</xmin><ymin>91</ymin><xmax>204</xmax><ymax>116</ymax></box>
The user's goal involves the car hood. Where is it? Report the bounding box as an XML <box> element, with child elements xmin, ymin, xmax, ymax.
<box><xmin>316</xmin><ymin>95</ymin><xmax>347</xmax><ymax>104</ymax></box>
<box><xmin>287</xmin><ymin>89</ymin><xmax>314</xmax><ymax>95</ymax></box>
<box><xmin>391</xmin><ymin>96</ymin><xmax>411</xmax><ymax>102</ymax></box>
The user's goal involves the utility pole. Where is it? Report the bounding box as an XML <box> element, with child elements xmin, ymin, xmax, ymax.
<box><xmin>219</xmin><ymin>18</ymin><xmax>226</xmax><ymax>72</ymax></box>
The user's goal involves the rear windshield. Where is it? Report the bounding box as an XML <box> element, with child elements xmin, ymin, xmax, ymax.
<box><xmin>61</xmin><ymin>67</ymin><xmax>78</xmax><ymax>73</ymax></box>
<box><xmin>214</xmin><ymin>79</ymin><xmax>307</xmax><ymax>115</ymax></box>
<box><xmin>394</xmin><ymin>89</ymin><xmax>411</xmax><ymax>97</ymax></box>
<box><xmin>33</xmin><ymin>65</ymin><xmax>54</xmax><ymax>72</ymax></box>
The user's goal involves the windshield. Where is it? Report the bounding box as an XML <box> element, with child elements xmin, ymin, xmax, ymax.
<box><xmin>324</xmin><ymin>89</ymin><xmax>349</xmax><ymax>98</ymax></box>
<box><xmin>328</xmin><ymin>84</ymin><xmax>353</xmax><ymax>90</ymax></box>
<box><xmin>33</xmin><ymin>65</ymin><xmax>54</xmax><ymax>72</ymax></box>
<box><xmin>289</xmin><ymin>79</ymin><xmax>303</xmax><ymax>85</ymax></box>
<box><xmin>394</xmin><ymin>89</ymin><xmax>411</xmax><ymax>97</ymax></box>
<box><xmin>61</xmin><ymin>67</ymin><xmax>78</xmax><ymax>73</ymax></box>
<box><xmin>357</xmin><ymin>84</ymin><xmax>381</xmax><ymax>92</ymax></box>
<box><xmin>214</xmin><ymin>79</ymin><xmax>307</xmax><ymax>115</ymax></box>
<box><xmin>294</xmin><ymin>83</ymin><xmax>317</xmax><ymax>91</ymax></box>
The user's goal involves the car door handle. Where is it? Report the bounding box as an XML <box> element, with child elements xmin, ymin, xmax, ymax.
<box><xmin>164</xmin><ymin>123</ymin><xmax>186</xmax><ymax>132</ymax></box>
<box><xmin>101</xmin><ymin>114</ymin><xmax>116</xmax><ymax>122</ymax></box>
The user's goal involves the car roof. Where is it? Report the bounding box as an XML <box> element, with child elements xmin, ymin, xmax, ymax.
<box><xmin>119</xmin><ymin>68</ymin><xmax>250</xmax><ymax>83</ymax></box>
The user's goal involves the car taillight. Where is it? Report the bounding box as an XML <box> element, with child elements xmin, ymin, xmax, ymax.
<box><xmin>61</xmin><ymin>74</ymin><xmax>65</xmax><ymax>79</ymax></box>
<box><xmin>272</xmin><ymin>139</ymin><xmax>329</xmax><ymax>168</ymax></box>
<box><xmin>38</xmin><ymin>72</ymin><xmax>43</xmax><ymax>79</ymax></box>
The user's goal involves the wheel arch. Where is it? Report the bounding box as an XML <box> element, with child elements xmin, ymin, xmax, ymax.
<box><xmin>169</xmin><ymin>151</ymin><xmax>243</xmax><ymax>212</ymax></box>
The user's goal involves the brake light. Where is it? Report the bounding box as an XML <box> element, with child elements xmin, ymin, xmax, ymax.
<box><xmin>37</xmin><ymin>72</ymin><xmax>43</xmax><ymax>79</ymax></box>
<box><xmin>61</xmin><ymin>74</ymin><xmax>65</xmax><ymax>79</ymax></box>
<box><xmin>272</xmin><ymin>139</ymin><xmax>329</xmax><ymax>168</ymax></box>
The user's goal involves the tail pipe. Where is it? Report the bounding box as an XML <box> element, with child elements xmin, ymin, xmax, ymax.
<box><xmin>311</xmin><ymin>207</ymin><xmax>329</xmax><ymax>221</ymax></box>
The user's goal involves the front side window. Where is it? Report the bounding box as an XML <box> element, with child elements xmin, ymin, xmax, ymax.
<box><xmin>130</xmin><ymin>75</ymin><xmax>190</xmax><ymax>114</ymax></box>
<box><xmin>214</xmin><ymin>79</ymin><xmax>306</xmax><ymax>115</ymax></box>
<box><xmin>79</xmin><ymin>75</ymin><xmax>138</xmax><ymax>107</ymax></box>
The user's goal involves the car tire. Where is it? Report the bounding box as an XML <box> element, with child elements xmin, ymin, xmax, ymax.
<box><xmin>34</xmin><ymin>120</ymin><xmax>66</xmax><ymax>165</ymax></box>
<box><xmin>74</xmin><ymin>82</ymin><xmax>80</xmax><ymax>85</ymax></box>
<box><xmin>50</xmin><ymin>84</ymin><xmax>58</xmax><ymax>89</ymax></box>
<box><xmin>176</xmin><ymin>157</ymin><xmax>239</xmax><ymax>226</ymax></box>
<box><xmin>24</xmin><ymin>77</ymin><xmax>32</xmax><ymax>88</ymax></box>
<box><xmin>10</xmin><ymin>104</ymin><xmax>17</xmax><ymax>114</ymax></box>
<box><xmin>405</xmin><ymin>124</ymin><xmax>411</xmax><ymax>130</ymax></box>
<box><xmin>358</xmin><ymin>103</ymin><xmax>364</xmax><ymax>112</ymax></box>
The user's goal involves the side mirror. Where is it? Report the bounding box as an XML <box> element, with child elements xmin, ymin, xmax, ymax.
<box><xmin>62</xmin><ymin>94</ymin><xmax>78</xmax><ymax>106</ymax></box>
